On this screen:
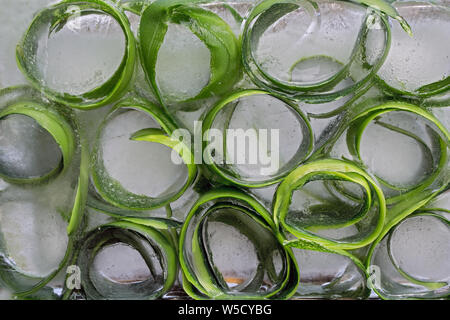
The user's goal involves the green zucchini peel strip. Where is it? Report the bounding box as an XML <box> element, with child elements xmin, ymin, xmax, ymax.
<box><xmin>351</xmin><ymin>0</ymin><xmax>411</xmax><ymax>35</ymax></box>
<box><xmin>0</xmin><ymin>86</ymin><xmax>89</xmax><ymax>298</ymax></box>
<box><xmin>346</xmin><ymin>101</ymin><xmax>450</xmax><ymax>205</ymax></box>
<box><xmin>202</xmin><ymin>89</ymin><xmax>314</xmax><ymax>188</ymax></box>
<box><xmin>16</xmin><ymin>0</ymin><xmax>136</xmax><ymax>109</ymax></box>
<box><xmin>77</xmin><ymin>221</ymin><xmax>177</xmax><ymax>299</ymax></box>
<box><xmin>0</xmin><ymin>91</ymin><xmax>75</xmax><ymax>184</ymax></box>
<box><xmin>179</xmin><ymin>188</ymin><xmax>300</xmax><ymax>299</ymax></box>
<box><xmin>366</xmin><ymin>198</ymin><xmax>450</xmax><ymax>299</ymax></box>
<box><xmin>91</xmin><ymin>97</ymin><xmax>197</xmax><ymax>210</ymax></box>
<box><xmin>386</xmin><ymin>213</ymin><xmax>449</xmax><ymax>291</ymax></box>
<box><xmin>87</xmin><ymin>195</ymin><xmax>183</xmax><ymax>228</ymax></box>
<box><xmin>286</xmin><ymin>236</ymin><xmax>370</xmax><ymax>298</ymax></box>
<box><xmin>241</xmin><ymin>0</ymin><xmax>392</xmax><ymax>103</ymax></box>
<box><xmin>273</xmin><ymin>158</ymin><xmax>386</xmax><ymax>250</ymax></box>
<box><xmin>138</xmin><ymin>0</ymin><xmax>241</xmax><ymax>107</ymax></box>
<box><xmin>374</xmin><ymin>3</ymin><xmax>449</xmax><ymax>99</ymax></box>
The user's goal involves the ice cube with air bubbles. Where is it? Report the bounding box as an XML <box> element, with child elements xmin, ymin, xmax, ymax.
<box><xmin>99</xmin><ymin>108</ymin><xmax>188</xmax><ymax>199</ymax></box>
<box><xmin>0</xmin><ymin>114</ymin><xmax>62</xmax><ymax>180</ymax></box>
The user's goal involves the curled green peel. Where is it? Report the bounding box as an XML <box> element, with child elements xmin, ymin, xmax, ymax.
<box><xmin>16</xmin><ymin>0</ymin><xmax>136</xmax><ymax>109</ymax></box>
<box><xmin>0</xmin><ymin>102</ymin><xmax>74</xmax><ymax>184</ymax></box>
<box><xmin>241</xmin><ymin>0</ymin><xmax>392</xmax><ymax>102</ymax></box>
<box><xmin>366</xmin><ymin>196</ymin><xmax>450</xmax><ymax>299</ymax></box>
<box><xmin>0</xmin><ymin>0</ymin><xmax>447</xmax><ymax>301</ymax></box>
<box><xmin>87</xmin><ymin>195</ymin><xmax>183</xmax><ymax>229</ymax></box>
<box><xmin>179</xmin><ymin>188</ymin><xmax>300</xmax><ymax>299</ymax></box>
<box><xmin>351</xmin><ymin>0</ymin><xmax>412</xmax><ymax>36</ymax></box>
<box><xmin>77</xmin><ymin>221</ymin><xmax>178</xmax><ymax>299</ymax></box>
<box><xmin>386</xmin><ymin>213</ymin><xmax>448</xmax><ymax>291</ymax></box>
<box><xmin>0</xmin><ymin>86</ymin><xmax>88</xmax><ymax>298</ymax></box>
<box><xmin>91</xmin><ymin>97</ymin><xmax>197</xmax><ymax>211</ymax></box>
<box><xmin>202</xmin><ymin>89</ymin><xmax>314</xmax><ymax>187</ymax></box>
<box><xmin>374</xmin><ymin>3</ymin><xmax>449</xmax><ymax>99</ymax></box>
<box><xmin>346</xmin><ymin>101</ymin><xmax>449</xmax><ymax>204</ymax></box>
<box><xmin>273</xmin><ymin>158</ymin><xmax>386</xmax><ymax>250</ymax></box>
<box><xmin>139</xmin><ymin>0</ymin><xmax>241</xmax><ymax>108</ymax></box>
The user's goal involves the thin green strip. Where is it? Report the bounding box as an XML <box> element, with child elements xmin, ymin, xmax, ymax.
<box><xmin>16</xmin><ymin>0</ymin><xmax>136</xmax><ymax>109</ymax></box>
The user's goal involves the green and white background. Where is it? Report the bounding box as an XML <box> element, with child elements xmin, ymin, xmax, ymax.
<box><xmin>0</xmin><ymin>0</ymin><xmax>448</xmax><ymax>300</ymax></box>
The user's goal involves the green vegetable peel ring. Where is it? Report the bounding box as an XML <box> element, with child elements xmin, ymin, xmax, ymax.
<box><xmin>0</xmin><ymin>236</ymin><xmax>76</xmax><ymax>299</ymax></box>
<box><xmin>367</xmin><ymin>210</ymin><xmax>450</xmax><ymax>299</ymax></box>
<box><xmin>363</xmin><ymin>183</ymin><xmax>449</xmax><ymax>300</ymax></box>
<box><xmin>386</xmin><ymin>213</ymin><xmax>449</xmax><ymax>292</ymax></box>
<box><xmin>273</xmin><ymin>159</ymin><xmax>386</xmax><ymax>250</ymax></box>
<box><xmin>374</xmin><ymin>2</ymin><xmax>450</xmax><ymax>99</ymax></box>
<box><xmin>16</xmin><ymin>0</ymin><xmax>136</xmax><ymax>109</ymax></box>
<box><xmin>0</xmin><ymin>87</ymin><xmax>88</xmax><ymax>298</ymax></box>
<box><xmin>202</xmin><ymin>89</ymin><xmax>314</xmax><ymax>188</ymax></box>
<box><xmin>376</xmin><ymin>76</ymin><xmax>450</xmax><ymax>100</ymax></box>
<box><xmin>139</xmin><ymin>0</ymin><xmax>241</xmax><ymax>107</ymax></box>
<box><xmin>91</xmin><ymin>97</ymin><xmax>197</xmax><ymax>210</ymax></box>
<box><xmin>87</xmin><ymin>192</ymin><xmax>182</xmax><ymax>226</ymax></box>
<box><xmin>0</xmin><ymin>144</ymin><xmax>88</xmax><ymax>299</ymax></box>
<box><xmin>179</xmin><ymin>188</ymin><xmax>300</xmax><ymax>299</ymax></box>
<box><xmin>77</xmin><ymin>221</ymin><xmax>177</xmax><ymax>300</ymax></box>
<box><xmin>0</xmin><ymin>86</ymin><xmax>75</xmax><ymax>184</ymax></box>
<box><xmin>2</xmin><ymin>0</ymin><xmax>446</xmax><ymax>302</ymax></box>
<box><xmin>241</xmin><ymin>0</ymin><xmax>392</xmax><ymax>102</ymax></box>
<box><xmin>285</xmin><ymin>235</ymin><xmax>371</xmax><ymax>298</ymax></box>
<box><xmin>346</xmin><ymin>101</ymin><xmax>450</xmax><ymax>205</ymax></box>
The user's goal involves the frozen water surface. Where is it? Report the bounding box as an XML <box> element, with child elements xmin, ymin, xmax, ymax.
<box><xmin>359</xmin><ymin>112</ymin><xmax>435</xmax><ymax>188</ymax></box>
<box><xmin>205</xmin><ymin>220</ymin><xmax>259</xmax><ymax>289</ymax></box>
<box><xmin>292</xmin><ymin>249</ymin><xmax>366</xmax><ymax>297</ymax></box>
<box><xmin>0</xmin><ymin>0</ymin><xmax>448</xmax><ymax>300</ymax></box>
<box><xmin>0</xmin><ymin>114</ymin><xmax>62</xmax><ymax>179</ymax></box>
<box><xmin>202</xmin><ymin>207</ymin><xmax>286</xmax><ymax>292</ymax></box>
<box><xmin>212</xmin><ymin>94</ymin><xmax>308</xmax><ymax>181</ymax></box>
<box><xmin>33</xmin><ymin>11</ymin><xmax>126</xmax><ymax>96</ymax></box>
<box><xmin>0</xmin><ymin>0</ymin><xmax>55</xmax><ymax>88</ymax></box>
<box><xmin>371</xmin><ymin>213</ymin><xmax>450</xmax><ymax>298</ymax></box>
<box><xmin>87</xmin><ymin>232</ymin><xmax>165</xmax><ymax>298</ymax></box>
<box><xmin>156</xmin><ymin>23</ymin><xmax>211</xmax><ymax>101</ymax></box>
<box><xmin>0</xmin><ymin>200</ymin><xmax>68</xmax><ymax>277</ymax></box>
<box><xmin>92</xmin><ymin>243</ymin><xmax>153</xmax><ymax>283</ymax></box>
<box><xmin>100</xmin><ymin>108</ymin><xmax>188</xmax><ymax>198</ymax></box>
<box><xmin>389</xmin><ymin>215</ymin><xmax>450</xmax><ymax>282</ymax></box>
<box><xmin>254</xmin><ymin>0</ymin><xmax>364</xmax><ymax>84</ymax></box>
<box><xmin>377</xmin><ymin>3</ymin><xmax>450</xmax><ymax>93</ymax></box>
